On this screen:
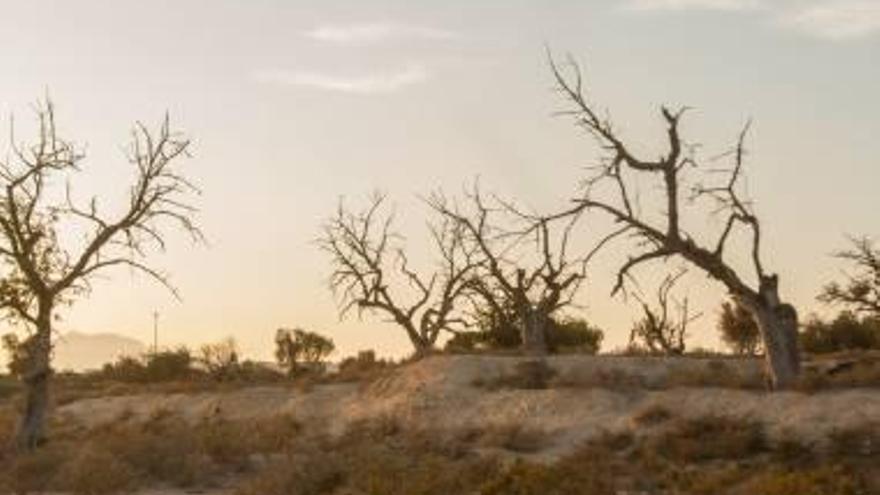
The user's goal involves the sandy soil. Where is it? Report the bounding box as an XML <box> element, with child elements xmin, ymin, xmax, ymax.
<box><xmin>58</xmin><ymin>354</ymin><xmax>880</xmax><ymax>459</ymax></box>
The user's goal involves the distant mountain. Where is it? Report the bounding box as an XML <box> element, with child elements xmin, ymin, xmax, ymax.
<box><xmin>54</xmin><ymin>331</ymin><xmax>147</xmax><ymax>372</ymax></box>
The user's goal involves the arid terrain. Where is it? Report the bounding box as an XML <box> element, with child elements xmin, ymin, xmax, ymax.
<box><xmin>3</xmin><ymin>353</ymin><xmax>879</xmax><ymax>494</ymax></box>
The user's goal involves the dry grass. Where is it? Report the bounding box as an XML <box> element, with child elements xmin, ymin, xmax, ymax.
<box><xmin>664</xmin><ymin>359</ymin><xmax>765</xmax><ymax>389</ymax></box>
<box><xmin>474</xmin><ymin>359</ymin><xmax>558</xmax><ymax>390</ymax></box>
<box><xmin>57</xmin><ymin>447</ymin><xmax>137</xmax><ymax>495</ymax></box>
<box><xmin>797</xmin><ymin>358</ymin><xmax>880</xmax><ymax>392</ymax></box>
<box><xmin>632</xmin><ymin>403</ymin><xmax>674</xmax><ymax>427</ymax></box>
<box><xmin>827</xmin><ymin>422</ymin><xmax>880</xmax><ymax>458</ymax></box>
<box><xmin>745</xmin><ymin>465</ymin><xmax>865</xmax><ymax>495</ymax></box>
<box><xmin>3</xmin><ymin>409</ymin><xmax>880</xmax><ymax>495</ymax></box>
<box><xmin>0</xmin><ymin>409</ymin><xmax>303</xmax><ymax>494</ymax></box>
<box><xmin>236</xmin><ymin>419</ymin><xmax>498</xmax><ymax>495</ymax></box>
<box><xmin>477</xmin><ymin>423</ymin><xmax>551</xmax><ymax>453</ymax></box>
<box><xmin>644</xmin><ymin>415</ymin><xmax>767</xmax><ymax>462</ymax></box>
<box><xmin>476</xmin><ymin>357</ymin><xmax>767</xmax><ymax>391</ymax></box>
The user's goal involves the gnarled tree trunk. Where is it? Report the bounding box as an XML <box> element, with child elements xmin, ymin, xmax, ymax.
<box><xmin>739</xmin><ymin>277</ymin><xmax>801</xmax><ymax>389</ymax></box>
<box><xmin>16</xmin><ymin>303</ymin><xmax>53</xmax><ymax>451</ymax></box>
<box><xmin>520</xmin><ymin>309</ymin><xmax>548</xmax><ymax>356</ymax></box>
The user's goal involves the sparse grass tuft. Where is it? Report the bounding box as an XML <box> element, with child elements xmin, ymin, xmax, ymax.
<box><xmin>1</xmin><ymin>445</ymin><xmax>68</xmax><ymax>495</ymax></box>
<box><xmin>480</xmin><ymin>446</ymin><xmax>617</xmax><ymax>495</ymax></box>
<box><xmin>478</xmin><ymin>423</ymin><xmax>550</xmax><ymax>453</ymax></box>
<box><xmin>646</xmin><ymin>415</ymin><xmax>766</xmax><ymax>462</ymax></box>
<box><xmin>632</xmin><ymin>403</ymin><xmax>674</xmax><ymax>427</ymax></box>
<box><xmin>748</xmin><ymin>465</ymin><xmax>864</xmax><ymax>495</ymax></box>
<box><xmin>475</xmin><ymin>359</ymin><xmax>557</xmax><ymax>390</ymax></box>
<box><xmin>665</xmin><ymin>359</ymin><xmax>765</xmax><ymax>389</ymax></box>
<box><xmin>58</xmin><ymin>446</ymin><xmax>136</xmax><ymax>495</ymax></box>
<box><xmin>828</xmin><ymin>422</ymin><xmax>880</xmax><ymax>458</ymax></box>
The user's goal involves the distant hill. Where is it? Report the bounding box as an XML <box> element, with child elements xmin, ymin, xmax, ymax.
<box><xmin>54</xmin><ymin>331</ymin><xmax>147</xmax><ymax>372</ymax></box>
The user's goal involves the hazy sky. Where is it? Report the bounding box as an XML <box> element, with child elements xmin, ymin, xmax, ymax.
<box><xmin>0</xmin><ymin>0</ymin><xmax>877</xmax><ymax>364</ymax></box>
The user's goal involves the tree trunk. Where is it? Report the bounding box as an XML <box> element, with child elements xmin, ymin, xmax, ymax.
<box><xmin>16</xmin><ymin>304</ymin><xmax>53</xmax><ymax>451</ymax></box>
<box><xmin>407</xmin><ymin>329</ymin><xmax>435</xmax><ymax>359</ymax></box>
<box><xmin>741</xmin><ymin>278</ymin><xmax>801</xmax><ymax>389</ymax></box>
<box><xmin>521</xmin><ymin>310</ymin><xmax>548</xmax><ymax>356</ymax></box>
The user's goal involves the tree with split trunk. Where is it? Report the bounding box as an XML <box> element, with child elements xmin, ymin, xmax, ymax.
<box><xmin>819</xmin><ymin>236</ymin><xmax>880</xmax><ymax>318</ymax></box>
<box><xmin>629</xmin><ymin>270</ymin><xmax>700</xmax><ymax>356</ymax></box>
<box><xmin>429</xmin><ymin>186</ymin><xmax>588</xmax><ymax>356</ymax></box>
<box><xmin>0</xmin><ymin>101</ymin><xmax>201</xmax><ymax>450</ymax></box>
<box><xmin>549</xmin><ymin>57</ymin><xmax>801</xmax><ymax>388</ymax></box>
<box><xmin>320</xmin><ymin>193</ymin><xmax>478</xmax><ymax>356</ymax></box>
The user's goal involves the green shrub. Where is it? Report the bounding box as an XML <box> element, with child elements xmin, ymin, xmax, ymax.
<box><xmin>198</xmin><ymin>338</ymin><xmax>241</xmax><ymax>381</ymax></box>
<box><xmin>1</xmin><ymin>333</ymin><xmax>34</xmax><ymax>378</ymax></box>
<box><xmin>546</xmin><ymin>318</ymin><xmax>603</xmax><ymax>354</ymax></box>
<box><xmin>445</xmin><ymin>315</ymin><xmax>603</xmax><ymax>355</ymax></box>
<box><xmin>718</xmin><ymin>300</ymin><xmax>761</xmax><ymax>355</ymax></box>
<box><xmin>0</xmin><ymin>375</ymin><xmax>20</xmax><ymax>400</ymax></box>
<box><xmin>143</xmin><ymin>348</ymin><xmax>194</xmax><ymax>382</ymax></box>
<box><xmin>275</xmin><ymin>328</ymin><xmax>335</xmax><ymax>376</ymax></box>
<box><xmin>801</xmin><ymin>312</ymin><xmax>880</xmax><ymax>354</ymax></box>
<box><xmin>100</xmin><ymin>348</ymin><xmax>194</xmax><ymax>383</ymax></box>
<box><xmin>336</xmin><ymin>350</ymin><xmax>393</xmax><ymax>382</ymax></box>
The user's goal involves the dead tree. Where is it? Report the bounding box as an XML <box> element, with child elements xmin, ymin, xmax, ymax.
<box><xmin>549</xmin><ymin>57</ymin><xmax>801</xmax><ymax>388</ymax></box>
<box><xmin>0</xmin><ymin>100</ymin><xmax>201</xmax><ymax>449</ymax></box>
<box><xmin>629</xmin><ymin>270</ymin><xmax>700</xmax><ymax>355</ymax></box>
<box><xmin>819</xmin><ymin>236</ymin><xmax>880</xmax><ymax>317</ymax></box>
<box><xmin>429</xmin><ymin>186</ymin><xmax>587</xmax><ymax>355</ymax></box>
<box><xmin>320</xmin><ymin>193</ymin><xmax>478</xmax><ymax>356</ymax></box>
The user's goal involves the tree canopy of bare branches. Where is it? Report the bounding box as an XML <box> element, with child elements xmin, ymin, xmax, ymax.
<box><xmin>428</xmin><ymin>185</ymin><xmax>588</xmax><ymax>355</ymax></box>
<box><xmin>320</xmin><ymin>193</ymin><xmax>478</xmax><ymax>355</ymax></box>
<box><xmin>629</xmin><ymin>270</ymin><xmax>700</xmax><ymax>356</ymax></box>
<box><xmin>819</xmin><ymin>236</ymin><xmax>880</xmax><ymax>317</ymax></box>
<box><xmin>548</xmin><ymin>56</ymin><xmax>800</xmax><ymax>388</ymax></box>
<box><xmin>0</xmin><ymin>100</ymin><xmax>201</xmax><ymax>449</ymax></box>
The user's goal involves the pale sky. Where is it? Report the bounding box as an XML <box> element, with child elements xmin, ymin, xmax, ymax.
<box><xmin>0</xmin><ymin>0</ymin><xmax>877</xmax><ymax>364</ymax></box>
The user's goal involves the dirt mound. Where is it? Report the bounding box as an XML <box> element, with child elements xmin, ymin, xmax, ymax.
<box><xmin>58</xmin><ymin>355</ymin><xmax>880</xmax><ymax>456</ymax></box>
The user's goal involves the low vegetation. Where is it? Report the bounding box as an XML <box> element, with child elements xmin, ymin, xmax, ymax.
<box><xmin>3</xmin><ymin>409</ymin><xmax>876</xmax><ymax>495</ymax></box>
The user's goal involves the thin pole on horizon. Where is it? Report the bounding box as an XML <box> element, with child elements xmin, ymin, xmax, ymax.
<box><xmin>153</xmin><ymin>310</ymin><xmax>159</xmax><ymax>355</ymax></box>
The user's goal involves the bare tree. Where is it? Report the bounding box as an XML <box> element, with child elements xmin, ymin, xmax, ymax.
<box><xmin>629</xmin><ymin>270</ymin><xmax>699</xmax><ymax>355</ymax></box>
<box><xmin>819</xmin><ymin>236</ymin><xmax>880</xmax><ymax>317</ymax></box>
<box><xmin>429</xmin><ymin>186</ymin><xmax>588</xmax><ymax>355</ymax></box>
<box><xmin>199</xmin><ymin>337</ymin><xmax>240</xmax><ymax>381</ymax></box>
<box><xmin>549</xmin><ymin>57</ymin><xmax>801</xmax><ymax>388</ymax></box>
<box><xmin>0</xmin><ymin>100</ymin><xmax>201</xmax><ymax>449</ymax></box>
<box><xmin>320</xmin><ymin>193</ymin><xmax>478</xmax><ymax>355</ymax></box>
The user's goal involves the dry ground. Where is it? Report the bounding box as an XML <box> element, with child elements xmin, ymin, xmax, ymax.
<box><xmin>4</xmin><ymin>354</ymin><xmax>880</xmax><ymax>494</ymax></box>
<box><xmin>58</xmin><ymin>354</ymin><xmax>879</xmax><ymax>456</ymax></box>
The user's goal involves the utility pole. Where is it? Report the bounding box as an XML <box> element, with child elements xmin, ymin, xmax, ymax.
<box><xmin>153</xmin><ymin>310</ymin><xmax>159</xmax><ymax>355</ymax></box>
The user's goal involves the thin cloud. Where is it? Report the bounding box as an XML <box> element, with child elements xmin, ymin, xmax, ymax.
<box><xmin>784</xmin><ymin>1</ymin><xmax>880</xmax><ymax>40</ymax></box>
<box><xmin>625</xmin><ymin>0</ymin><xmax>763</xmax><ymax>11</ymax></box>
<box><xmin>305</xmin><ymin>23</ymin><xmax>458</xmax><ymax>45</ymax></box>
<box><xmin>624</xmin><ymin>0</ymin><xmax>880</xmax><ymax>40</ymax></box>
<box><xmin>253</xmin><ymin>64</ymin><xmax>429</xmax><ymax>94</ymax></box>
